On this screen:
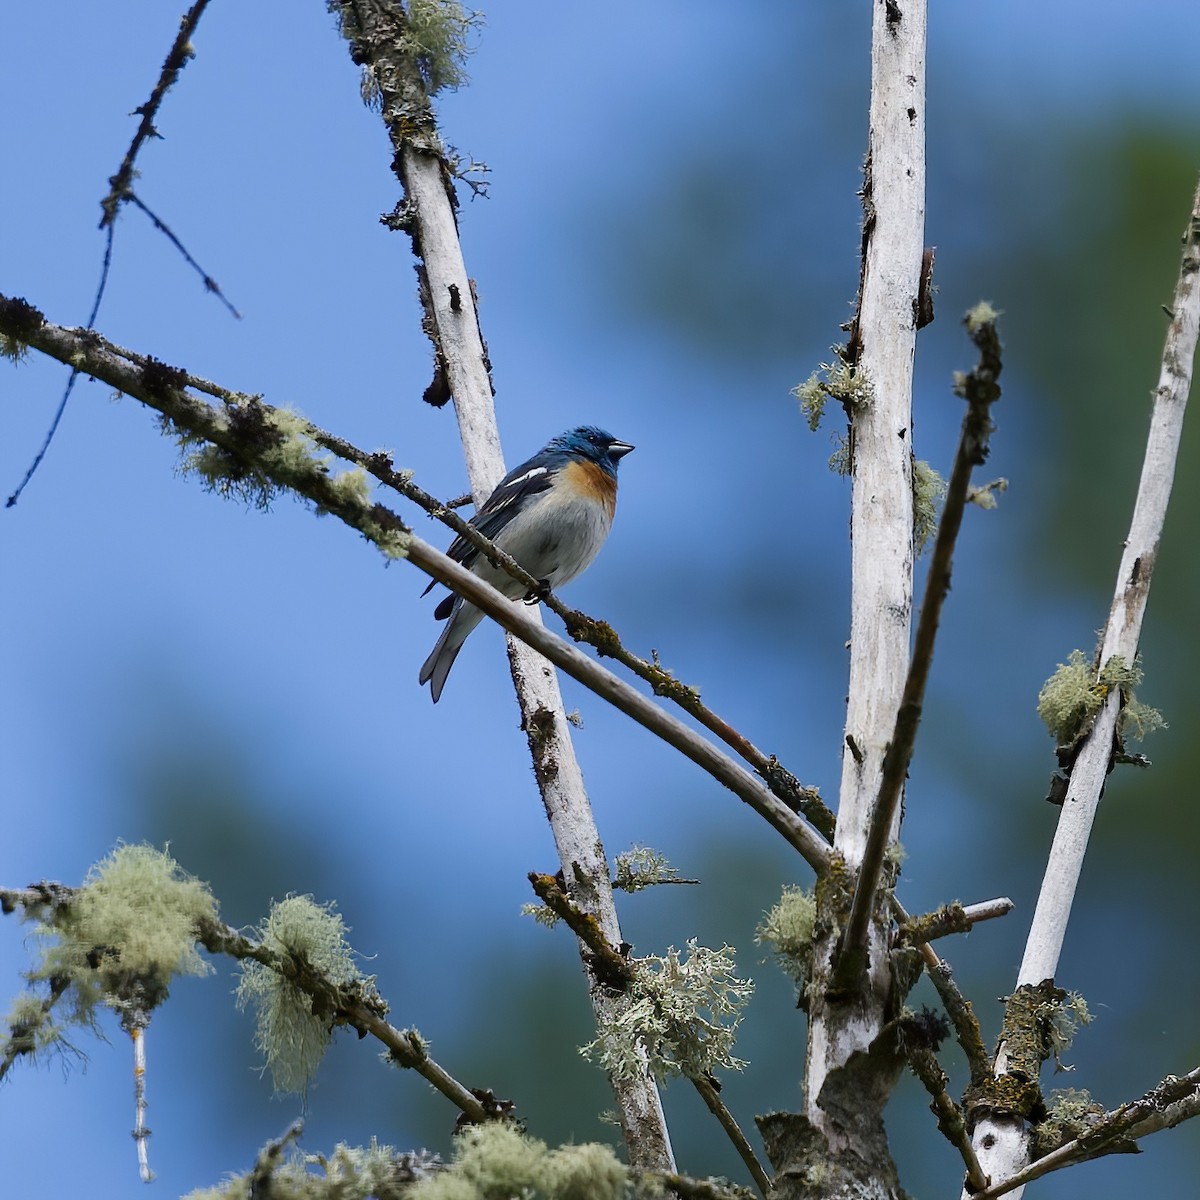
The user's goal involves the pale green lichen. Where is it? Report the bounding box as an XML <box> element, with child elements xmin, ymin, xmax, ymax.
<box><xmin>401</xmin><ymin>0</ymin><xmax>481</xmax><ymax>95</ymax></box>
<box><xmin>612</xmin><ymin>846</ymin><xmax>689</xmax><ymax>892</ymax></box>
<box><xmin>756</xmin><ymin>887</ymin><xmax>816</xmax><ymax>992</ymax></box>
<box><xmin>1039</xmin><ymin>990</ymin><xmax>1092</xmax><ymax>1065</ymax></box>
<box><xmin>1037</xmin><ymin>650</ymin><xmax>1165</xmax><ymax>746</ymax></box>
<box><xmin>236</xmin><ymin>896</ymin><xmax>364</xmax><ymax>1094</ymax></box>
<box><xmin>1031</xmin><ymin>1088</ymin><xmax>1107</xmax><ymax>1157</ymax></box>
<box><xmin>580</xmin><ymin>939</ymin><xmax>753</xmax><ymax>1084</ymax></box>
<box><xmin>968</xmin><ymin>476</ymin><xmax>1008</xmax><ymax>509</ymax></box>
<box><xmin>793</xmin><ymin>353</ymin><xmax>873</xmax><ymax>442</ymax></box>
<box><xmin>181</xmin><ymin>1139</ymin><xmax>438</xmax><ymax>1200</ymax></box>
<box><xmin>912</xmin><ymin>459</ymin><xmax>946</xmax><ymax>554</ymax></box>
<box><xmin>413</xmin><ymin>1124</ymin><xmax>627</xmax><ymax>1200</ymax></box>
<box><xmin>793</xmin><ymin>371</ymin><xmax>827</xmax><ymax>432</ymax></box>
<box><xmin>26</xmin><ymin>844</ymin><xmax>216</xmax><ymax>1034</ymax></box>
<box><xmin>965</xmin><ymin>300</ymin><xmax>1000</xmax><ymax>335</ymax></box>
<box><xmin>828</xmin><ymin>435</ymin><xmax>852</xmax><ymax>477</ymax></box>
<box><xmin>520</xmin><ymin>902</ymin><xmax>560</xmax><ymax>928</ymax></box>
<box><xmin>173</xmin><ymin>405</ymin><xmax>410</xmax><ymax>559</ymax></box>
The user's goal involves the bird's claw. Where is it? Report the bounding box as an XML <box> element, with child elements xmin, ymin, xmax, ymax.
<box><xmin>523</xmin><ymin>579</ymin><xmax>552</xmax><ymax>605</ymax></box>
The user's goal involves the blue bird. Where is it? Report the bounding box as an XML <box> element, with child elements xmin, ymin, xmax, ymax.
<box><xmin>420</xmin><ymin>425</ymin><xmax>634</xmax><ymax>702</ymax></box>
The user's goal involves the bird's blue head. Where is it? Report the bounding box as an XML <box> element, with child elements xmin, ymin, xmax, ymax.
<box><xmin>548</xmin><ymin>425</ymin><xmax>635</xmax><ymax>477</ymax></box>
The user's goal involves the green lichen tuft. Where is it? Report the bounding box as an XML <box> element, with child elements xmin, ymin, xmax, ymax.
<box><xmin>968</xmin><ymin>476</ymin><xmax>1008</xmax><ymax>509</ymax></box>
<box><xmin>402</xmin><ymin>0</ymin><xmax>481</xmax><ymax>95</ymax></box>
<box><xmin>1</xmin><ymin>333</ymin><xmax>29</xmax><ymax>362</ymax></box>
<box><xmin>756</xmin><ymin>886</ymin><xmax>817</xmax><ymax>994</ymax></box>
<box><xmin>828</xmin><ymin>435</ymin><xmax>852</xmax><ymax>477</ymax></box>
<box><xmin>236</xmin><ymin>896</ymin><xmax>363</xmax><ymax>1094</ymax></box>
<box><xmin>1038</xmin><ymin>650</ymin><xmax>1165</xmax><ymax>747</ymax></box>
<box><xmin>1031</xmin><ymin>1088</ymin><xmax>1106</xmax><ymax>1157</ymax></box>
<box><xmin>181</xmin><ymin>1138</ymin><xmax>439</xmax><ymax>1200</ymax></box>
<box><xmin>412</xmin><ymin>1124</ymin><xmax>627</xmax><ymax>1200</ymax></box>
<box><xmin>520</xmin><ymin>902</ymin><xmax>560</xmax><ymax>929</ymax></box>
<box><xmin>793</xmin><ymin>372</ymin><xmax>827</xmax><ymax>431</ymax></box>
<box><xmin>612</xmin><ymin>846</ymin><xmax>688</xmax><ymax>892</ymax></box>
<box><xmin>1040</xmin><ymin>990</ymin><xmax>1092</xmax><ymax>1064</ymax></box>
<box><xmin>965</xmin><ymin>301</ymin><xmax>1000</xmax><ymax>335</ymax></box>
<box><xmin>912</xmin><ymin>459</ymin><xmax>946</xmax><ymax>554</ymax></box>
<box><xmin>580</xmin><ymin>939</ymin><xmax>753</xmax><ymax>1084</ymax></box>
<box><xmin>29</xmin><ymin>844</ymin><xmax>216</xmax><ymax>1033</ymax></box>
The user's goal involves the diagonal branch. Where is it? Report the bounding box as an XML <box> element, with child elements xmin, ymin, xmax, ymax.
<box><xmin>968</xmin><ymin>173</ymin><xmax>1200</xmax><ymax>1200</ymax></box>
<box><xmin>973</xmin><ymin>1066</ymin><xmax>1200</xmax><ymax>1200</ymax></box>
<box><xmin>0</xmin><ymin>294</ymin><xmax>834</xmax><ymax>878</ymax></box>
<box><xmin>837</xmin><ymin>306</ymin><xmax>1003</xmax><ymax>985</ymax></box>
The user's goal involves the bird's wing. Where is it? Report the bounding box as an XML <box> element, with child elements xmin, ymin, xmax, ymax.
<box><xmin>422</xmin><ymin>456</ymin><xmax>558</xmax><ymax>599</ymax></box>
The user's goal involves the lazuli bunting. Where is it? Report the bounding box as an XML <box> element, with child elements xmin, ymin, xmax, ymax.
<box><xmin>420</xmin><ymin>425</ymin><xmax>634</xmax><ymax>702</ymax></box>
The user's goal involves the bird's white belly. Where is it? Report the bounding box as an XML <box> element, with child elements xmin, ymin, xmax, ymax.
<box><xmin>481</xmin><ymin>489</ymin><xmax>613</xmax><ymax>595</ymax></box>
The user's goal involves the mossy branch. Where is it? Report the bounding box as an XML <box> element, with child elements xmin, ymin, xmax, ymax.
<box><xmin>1</xmin><ymin>873</ymin><xmax>499</xmax><ymax>1124</ymax></box>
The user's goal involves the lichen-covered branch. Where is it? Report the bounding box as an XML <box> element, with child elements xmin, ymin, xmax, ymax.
<box><xmin>1</xmin><ymin>877</ymin><xmax>498</xmax><ymax>1123</ymax></box>
<box><xmin>974</xmin><ymin>1066</ymin><xmax>1200</xmax><ymax>1200</ymax></box>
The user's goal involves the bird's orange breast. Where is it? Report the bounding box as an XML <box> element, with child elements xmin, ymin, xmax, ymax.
<box><xmin>560</xmin><ymin>458</ymin><xmax>618</xmax><ymax>519</ymax></box>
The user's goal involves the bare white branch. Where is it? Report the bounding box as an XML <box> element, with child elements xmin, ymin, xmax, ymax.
<box><xmin>807</xmin><ymin>0</ymin><xmax>927</xmax><ymax>1124</ymax></box>
<box><xmin>968</xmin><ymin>176</ymin><xmax>1200</xmax><ymax>1200</ymax></box>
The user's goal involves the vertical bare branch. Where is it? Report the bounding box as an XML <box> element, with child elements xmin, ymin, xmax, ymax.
<box><xmin>968</xmin><ymin>175</ymin><xmax>1200</xmax><ymax>1199</ymax></box>
<box><xmin>805</xmin><ymin>0</ymin><xmax>927</xmax><ymax>1124</ymax></box>
<box><xmin>330</xmin><ymin>1</ymin><xmax>675</xmax><ymax>1169</ymax></box>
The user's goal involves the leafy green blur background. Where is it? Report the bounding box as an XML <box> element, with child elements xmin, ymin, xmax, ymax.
<box><xmin>2</xmin><ymin>4</ymin><xmax>1198</xmax><ymax>1198</ymax></box>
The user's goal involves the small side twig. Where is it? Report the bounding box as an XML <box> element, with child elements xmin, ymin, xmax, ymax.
<box><xmin>130</xmin><ymin>1021</ymin><xmax>154</xmax><ymax>1183</ymax></box>
<box><xmin>689</xmin><ymin>1072</ymin><xmax>772</xmax><ymax>1198</ymax></box>
<box><xmin>126</xmin><ymin>192</ymin><xmax>241</xmax><ymax>318</ymax></box>
<box><xmin>906</xmin><ymin>1041</ymin><xmax>987</xmax><ymax>1193</ymax></box>
<box><xmin>896</xmin><ymin>897</ymin><xmax>1014</xmax><ymax>945</ymax></box>
<box><xmin>837</xmin><ymin>305</ymin><xmax>1003</xmax><ymax>987</ymax></box>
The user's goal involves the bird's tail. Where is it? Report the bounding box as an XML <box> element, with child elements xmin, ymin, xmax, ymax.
<box><xmin>419</xmin><ymin>602</ymin><xmax>484</xmax><ymax>702</ymax></box>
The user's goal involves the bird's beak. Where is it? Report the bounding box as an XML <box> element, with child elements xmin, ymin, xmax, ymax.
<box><xmin>609</xmin><ymin>440</ymin><xmax>635</xmax><ymax>460</ymax></box>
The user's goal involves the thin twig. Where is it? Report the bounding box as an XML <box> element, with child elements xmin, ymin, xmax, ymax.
<box><xmin>905</xmin><ymin>1042</ymin><xmax>987</xmax><ymax>1193</ymax></box>
<box><xmin>689</xmin><ymin>1073</ymin><xmax>772</xmax><ymax>1198</ymax></box>
<box><xmin>130</xmin><ymin>1022</ymin><xmax>154</xmax><ymax>1183</ymax></box>
<box><xmin>837</xmin><ymin>308</ymin><xmax>1002</xmax><ymax>987</ymax></box>
<box><xmin>0</xmin><ymin>296</ymin><xmax>834</xmax><ymax>875</ymax></box>
<box><xmin>896</xmin><ymin>897</ymin><xmax>1014</xmax><ymax>945</ymax></box>
<box><xmin>5</xmin><ymin>224</ymin><xmax>116</xmax><ymax>508</ymax></box>
<box><xmin>100</xmin><ymin>0</ymin><xmax>214</xmax><ymax>228</ymax></box>
<box><xmin>9</xmin><ymin>0</ymin><xmax>217</xmax><ymax>507</ymax></box>
<box><xmin>126</xmin><ymin>193</ymin><xmax>241</xmax><ymax>318</ymax></box>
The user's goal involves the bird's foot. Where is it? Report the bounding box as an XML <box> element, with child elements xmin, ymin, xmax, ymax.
<box><xmin>523</xmin><ymin>579</ymin><xmax>552</xmax><ymax>605</ymax></box>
